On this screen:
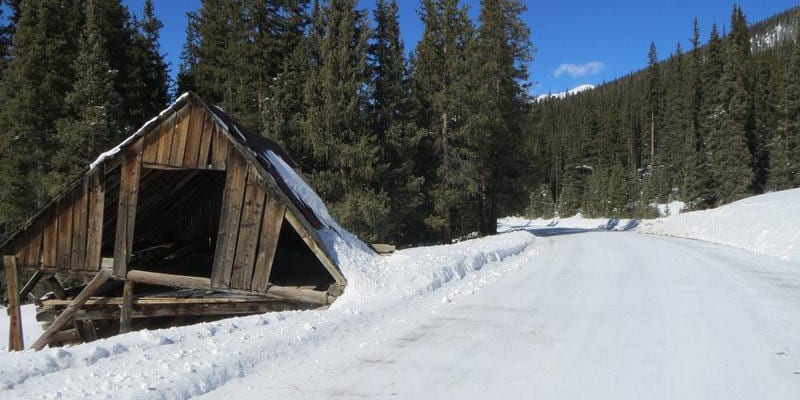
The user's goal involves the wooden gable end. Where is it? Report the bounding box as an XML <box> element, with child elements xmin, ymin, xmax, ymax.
<box><xmin>141</xmin><ymin>96</ymin><xmax>227</xmax><ymax>170</ymax></box>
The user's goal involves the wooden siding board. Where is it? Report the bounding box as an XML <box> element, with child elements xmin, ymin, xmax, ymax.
<box><xmin>22</xmin><ymin>220</ymin><xmax>43</xmax><ymax>268</ymax></box>
<box><xmin>85</xmin><ymin>169</ymin><xmax>105</xmax><ymax>272</ymax></box>
<box><xmin>113</xmin><ymin>140</ymin><xmax>143</xmax><ymax>278</ymax></box>
<box><xmin>155</xmin><ymin>113</ymin><xmax>176</xmax><ymax>165</ymax></box>
<box><xmin>142</xmin><ymin>126</ymin><xmax>160</xmax><ymax>163</ymax></box>
<box><xmin>182</xmin><ymin>106</ymin><xmax>206</xmax><ymax>168</ymax></box>
<box><xmin>197</xmin><ymin>111</ymin><xmax>214</xmax><ymax>169</ymax></box>
<box><xmin>169</xmin><ymin>106</ymin><xmax>191</xmax><ymax>167</ymax></box>
<box><xmin>70</xmin><ymin>180</ymin><xmax>88</xmax><ymax>270</ymax></box>
<box><xmin>42</xmin><ymin>208</ymin><xmax>58</xmax><ymax>269</ymax></box>
<box><xmin>56</xmin><ymin>193</ymin><xmax>74</xmax><ymax>271</ymax></box>
<box><xmin>210</xmin><ymin>124</ymin><xmax>228</xmax><ymax>170</ymax></box>
<box><xmin>251</xmin><ymin>193</ymin><xmax>285</xmax><ymax>292</ymax></box>
<box><xmin>211</xmin><ymin>148</ymin><xmax>248</xmax><ymax>288</ymax></box>
<box><xmin>230</xmin><ymin>167</ymin><xmax>266</xmax><ymax>290</ymax></box>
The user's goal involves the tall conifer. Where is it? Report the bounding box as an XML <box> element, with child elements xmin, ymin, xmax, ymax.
<box><xmin>412</xmin><ymin>0</ymin><xmax>475</xmax><ymax>241</ymax></box>
<box><xmin>0</xmin><ymin>0</ymin><xmax>82</xmax><ymax>232</ymax></box>
<box><xmin>51</xmin><ymin>0</ymin><xmax>124</xmax><ymax>192</ymax></box>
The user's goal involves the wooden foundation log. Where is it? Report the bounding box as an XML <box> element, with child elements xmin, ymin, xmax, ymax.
<box><xmin>126</xmin><ymin>269</ymin><xmax>214</xmax><ymax>291</ymax></box>
<box><xmin>32</xmin><ymin>270</ymin><xmax>110</xmax><ymax>350</ymax></box>
<box><xmin>125</xmin><ymin>269</ymin><xmax>332</xmax><ymax>305</ymax></box>
<box><xmin>3</xmin><ymin>256</ymin><xmax>24</xmax><ymax>351</ymax></box>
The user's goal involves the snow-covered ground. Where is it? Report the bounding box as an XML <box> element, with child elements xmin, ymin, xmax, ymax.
<box><xmin>0</xmin><ymin>231</ymin><xmax>538</xmax><ymax>399</ymax></box>
<box><xmin>502</xmin><ymin>188</ymin><xmax>800</xmax><ymax>263</ymax></box>
<box><xmin>2</xmin><ymin>188</ymin><xmax>800</xmax><ymax>399</ymax></box>
<box><xmin>0</xmin><ymin>304</ymin><xmax>43</xmax><ymax>351</ymax></box>
<box><xmin>638</xmin><ymin>189</ymin><xmax>800</xmax><ymax>262</ymax></box>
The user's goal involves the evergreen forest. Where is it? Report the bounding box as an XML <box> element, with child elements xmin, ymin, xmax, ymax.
<box><xmin>0</xmin><ymin>0</ymin><xmax>798</xmax><ymax>248</ymax></box>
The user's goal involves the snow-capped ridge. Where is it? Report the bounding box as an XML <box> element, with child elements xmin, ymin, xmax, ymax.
<box><xmin>535</xmin><ymin>84</ymin><xmax>596</xmax><ymax>101</ymax></box>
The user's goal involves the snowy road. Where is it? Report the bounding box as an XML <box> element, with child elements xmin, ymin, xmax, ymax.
<box><xmin>206</xmin><ymin>229</ymin><xmax>800</xmax><ymax>399</ymax></box>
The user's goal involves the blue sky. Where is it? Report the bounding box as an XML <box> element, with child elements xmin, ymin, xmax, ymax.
<box><xmin>121</xmin><ymin>1</ymin><xmax>798</xmax><ymax>95</ymax></box>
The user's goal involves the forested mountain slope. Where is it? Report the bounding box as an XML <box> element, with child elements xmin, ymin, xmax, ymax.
<box><xmin>527</xmin><ymin>5</ymin><xmax>800</xmax><ymax>218</ymax></box>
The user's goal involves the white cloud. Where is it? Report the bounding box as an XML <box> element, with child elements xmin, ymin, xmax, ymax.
<box><xmin>554</xmin><ymin>61</ymin><xmax>605</xmax><ymax>78</ymax></box>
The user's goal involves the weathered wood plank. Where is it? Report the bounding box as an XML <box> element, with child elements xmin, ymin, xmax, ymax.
<box><xmin>85</xmin><ymin>169</ymin><xmax>105</xmax><ymax>271</ymax></box>
<box><xmin>32</xmin><ymin>269</ymin><xmax>110</xmax><ymax>350</ymax></box>
<box><xmin>142</xmin><ymin>125</ymin><xmax>160</xmax><ymax>163</ymax></box>
<box><xmin>182</xmin><ymin>105</ymin><xmax>206</xmax><ymax>167</ymax></box>
<box><xmin>41</xmin><ymin>298</ymin><xmax>318</xmax><ymax>321</ymax></box>
<box><xmin>196</xmin><ymin>110</ymin><xmax>215</xmax><ymax>169</ymax></box>
<box><xmin>230</xmin><ymin>168</ymin><xmax>266</xmax><ymax>290</ymax></box>
<box><xmin>14</xmin><ymin>219</ymin><xmax>42</xmax><ymax>268</ymax></box>
<box><xmin>4</xmin><ymin>256</ymin><xmax>24</xmax><ymax>351</ymax></box>
<box><xmin>210</xmin><ymin>124</ymin><xmax>229</xmax><ymax>170</ymax></box>
<box><xmin>56</xmin><ymin>193</ymin><xmax>74</xmax><ymax>271</ymax></box>
<box><xmin>119</xmin><ymin>280</ymin><xmax>134</xmax><ymax>334</ymax></box>
<box><xmin>70</xmin><ymin>178</ymin><xmax>88</xmax><ymax>270</ymax></box>
<box><xmin>169</xmin><ymin>105</ymin><xmax>191</xmax><ymax>167</ymax></box>
<box><xmin>125</xmin><ymin>269</ymin><xmax>330</xmax><ymax>305</ymax></box>
<box><xmin>113</xmin><ymin>140</ymin><xmax>143</xmax><ymax>278</ymax></box>
<box><xmin>213</xmin><ymin>125</ymin><xmax>345</xmax><ymax>287</ymax></box>
<box><xmin>42</xmin><ymin>209</ymin><xmax>58</xmax><ymax>269</ymax></box>
<box><xmin>155</xmin><ymin>113</ymin><xmax>176</xmax><ymax>165</ymax></box>
<box><xmin>211</xmin><ymin>148</ymin><xmax>249</xmax><ymax>288</ymax></box>
<box><xmin>252</xmin><ymin>194</ymin><xmax>286</xmax><ymax>292</ymax></box>
<box><xmin>127</xmin><ymin>269</ymin><xmax>213</xmax><ymax>290</ymax></box>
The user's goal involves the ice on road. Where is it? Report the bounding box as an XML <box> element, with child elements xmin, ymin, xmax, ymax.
<box><xmin>207</xmin><ymin>229</ymin><xmax>800</xmax><ymax>400</ymax></box>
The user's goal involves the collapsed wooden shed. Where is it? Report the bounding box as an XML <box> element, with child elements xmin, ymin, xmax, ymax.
<box><xmin>1</xmin><ymin>92</ymin><xmax>352</xmax><ymax>350</ymax></box>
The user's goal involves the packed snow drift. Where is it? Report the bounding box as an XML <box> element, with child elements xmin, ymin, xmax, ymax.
<box><xmin>502</xmin><ymin>188</ymin><xmax>800</xmax><ymax>263</ymax></box>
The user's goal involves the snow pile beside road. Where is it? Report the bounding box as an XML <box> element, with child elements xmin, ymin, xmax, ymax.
<box><xmin>499</xmin><ymin>215</ymin><xmax>639</xmax><ymax>232</ymax></box>
<box><xmin>638</xmin><ymin>189</ymin><xmax>800</xmax><ymax>262</ymax></box>
<box><xmin>0</xmin><ymin>231</ymin><xmax>535</xmax><ymax>399</ymax></box>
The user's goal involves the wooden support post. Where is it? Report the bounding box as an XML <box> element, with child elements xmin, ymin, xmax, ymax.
<box><xmin>3</xmin><ymin>256</ymin><xmax>24</xmax><ymax>351</ymax></box>
<box><xmin>119</xmin><ymin>280</ymin><xmax>134</xmax><ymax>334</ymax></box>
<box><xmin>32</xmin><ymin>270</ymin><xmax>110</xmax><ymax>350</ymax></box>
<box><xmin>113</xmin><ymin>140</ymin><xmax>142</xmax><ymax>278</ymax></box>
<box><xmin>19</xmin><ymin>270</ymin><xmax>44</xmax><ymax>302</ymax></box>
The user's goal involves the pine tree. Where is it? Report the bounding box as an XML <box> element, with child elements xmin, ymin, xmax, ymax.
<box><xmin>662</xmin><ymin>42</ymin><xmax>690</xmax><ymax>191</ymax></box>
<box><xmin>768</xmin><ymin>20</ymin><xmax>800</xmax><ymax>190</ymax></box>
<box><xmin>697</xmin><ymin>24</ymin><xmax>726</xmax><ymax>205</ymax></box>
<box><xmin>180</xmin><ymin>0</ymin><xmax>309</xmax><ymax>130</ymax></box>
<box><xmin>272</xmin><ymin>0</ymin><xmax>388</xmax><ymax>241</ymax></box>
<box><xmin>369</xmin><ymin>0</ymin><xmax>427</xmax><ymax>244</ymax></box>
<box><xmin>130</xmin><ymin>0</ymin><xmax>170</xmax><ymax>119</ymax></box>
<box><xmin>50</xmin><ymin>0</ymin><xmax>124</xmax><ymax>192</ymax></box>
<box><xmin>0</xmin><ymin>0</ymin><xmax>82</xmax><ymax>233</ymax></box>
<box><xmin>463</xmin><ymin>0</ymin><xmax>533</xmax><ymax>235</ymax></box>
<box><xmin>645</xmin><ymin>41</ymin><xmax>662</xmax><ymax>167</ymax></box>
<box><xmin>412</xmin><ymin>0</ymin><xmax>475</xmax><ymax>241</ymax></box>
<box><xmin>708</xmin><ymin>6</ymin><xmax>754</xmax><ymax>204</ymax></box>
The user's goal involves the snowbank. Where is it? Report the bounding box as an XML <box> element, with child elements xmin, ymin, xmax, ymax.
<box><xmin>0</xmin><ymin>231</ymin><xmax>536</xmax><ymax>399</ymax></box>
<box><xmin>502</xmin><ymin>188</ymin><xmax>800</xmax><ymax>263</ymax></box>
<box><xmin>0</xmin><ymin>305</ymin><xmax>43</xmax><ymax>351</ymax></box>
<box><xmin>499</xmin><ymin>215</ymin><xmax>639</xmax><ymax>232</ymax></box>
<box><xmin>638</xmin><ymin>189</ymin><xmax>800</xmax><ymax>262</ymax></box>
